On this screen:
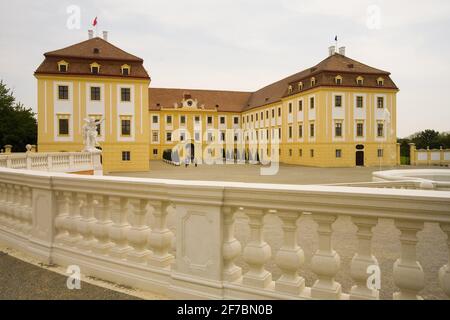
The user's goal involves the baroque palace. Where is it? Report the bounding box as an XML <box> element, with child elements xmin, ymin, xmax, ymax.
<box><xmin>35</xmin><ymin>31</ymin><xmax>399</xmax><ymax>173</ymax></box>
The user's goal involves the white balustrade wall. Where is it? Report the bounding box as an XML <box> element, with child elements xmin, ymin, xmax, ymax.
<box><xmin>0</xmin><ymin>167</ymin><xmax>450</xmax><ymax>300</ymax></box>
<box><xmin>0</xmin><ymin>151</ymin><xmax>102</xmax><ymax>174</ymax></box>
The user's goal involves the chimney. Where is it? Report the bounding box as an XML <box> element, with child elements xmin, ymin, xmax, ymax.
<box><xmin>339</xmin><ymin>46</ymin><xmax>346</xmax><ymax>56</ymax></box>
<box><xmin>328</xmin><ymin>46</ymin><xmax>336</xmax><ymax>56</ymax></box>
<box><xmin>102</xmin><ymin>31</ymin><xmax>108</xmax><ymax>41</ymax></box>
<box><xmin>88</xmin><ymin>29</ymin><xmax>94</xmax><ymax>39</ymax></box>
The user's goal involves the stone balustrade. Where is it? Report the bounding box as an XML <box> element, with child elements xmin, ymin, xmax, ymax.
<box><xmin>0</xmin><ymin>151</ymin><xmax>102</xmax><ymax>174</ymax></box>
<box><xmin>0</xmin><ymin>167</ymin><xmax>450</xmax><ymax>299</ymax></box>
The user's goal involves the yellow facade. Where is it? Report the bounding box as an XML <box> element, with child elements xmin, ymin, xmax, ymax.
<box><xmin>36</xmin><ymin>75</ymin><xmax>150</xmax><ymax>173</ymax></box>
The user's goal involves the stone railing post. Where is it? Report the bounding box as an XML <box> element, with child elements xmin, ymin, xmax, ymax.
<box><xmin>438</xmin><ymin>223</ymin><xmax>450</xmax><ymax>298</ymax></box>
<box><xmin>108</xmin><ymin>196</ymin><xmax>131</xmax><ymax>259</ymax></box>
<box><xmin>310</xmin><ymin>212</ymin><xmax>341</xmax><ymax>299</ymax></box>
<box><xmin>69</xmin><ymin>153</ymin><xmax>74</xmax><ymax>170</ymax></box>
<box><xmin>275</xmin><ymin>210</ymin><xmax>305</xmax><ymax>295</ymax></box>
<box><xmin>222</xmin><ymin>206</ymin><xmax>242</xmax><ymax>282</ymax></box>
<box><xmin>28</xmin><ymin>176</ymin><xmax>57</xmax><ymax>264</ymax></box>
<box><xmin>148</xmin><ymin>201</ymin><xmax>174</xmax><ymax>268</ymax></box>
<box><xmin>350</xmin><ymin>216</ymin><xmax>379</xmax><ymax>300</ymax></box>
<box><xmin>408</xmin><ymin>143</ymin><xmax>415</xmax><ymax>166</ymax></box>
<box><xmin>169</xmin><ymin>197</ymin><xmax>225</xmax><ymax>299</ymax></box>
<box><xmin>126</xmin><ymin>199</ymin><xmax>151</xmax><ymax>263</ymax></box>
<box><xmin>393</xmin><ymin>219</ymin><xmax>425</xmax><ymax>300</ymax></box>
<box><xmin>4</xmin><ymin>145</ymin><xmax>12</xmax><ymax>154</ymax></box>
<box><xmin>242</xmin><ymin>208</ymin><xmax>272</xmax><ymax>289</ymax></box>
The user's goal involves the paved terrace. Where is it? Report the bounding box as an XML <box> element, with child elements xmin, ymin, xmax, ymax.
<box><xmin>108</xmin><ymin>161</ymin><xmax>445</xmax><ymax>185</ymax></box>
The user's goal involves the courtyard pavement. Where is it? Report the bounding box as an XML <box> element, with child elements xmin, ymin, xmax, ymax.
<box><xmin>108</xmin><ymin>161</ymin><xmax>445</xmax><ymax>185</ymax></box>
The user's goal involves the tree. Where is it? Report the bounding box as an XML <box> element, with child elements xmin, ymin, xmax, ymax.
<box><xmin>410</xmin><ymin>129</ymin><xmax>441</xmax><ymax>149</ymax></box>
<box><xmin>0</xmin><ymin>80</ymin><xmax>37</xmax><ymax>152</ymax></box>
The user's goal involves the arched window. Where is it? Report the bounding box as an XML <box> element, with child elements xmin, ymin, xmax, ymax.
<box><xmin>377</xmin><ymin>77</ymin><xmax>384</xmax><ymax>86</ymax></box>
<box><xmin>90</xmin><ymin>62</ymin><xmax>101</xmax><ymax>74</ymax></box>
<box><xmin>57</xmin><ymin>60</ymin><xmax>69</xmax><ymax>72</ymax></box>
<box><xmin>356</xmin><ymin>76</ymin><xmax>364</xmax><ymax>85</ymax></box>
<box><xmin>121</xmin><ymin>64</ymin><xmax>131</xmax><ymax>76</ymax></box>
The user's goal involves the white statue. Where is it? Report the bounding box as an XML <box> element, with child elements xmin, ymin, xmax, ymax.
<box><xmin>82</xmin><ymin>117</ymin><xmax>103</xmax><ymax>152</ymax></box>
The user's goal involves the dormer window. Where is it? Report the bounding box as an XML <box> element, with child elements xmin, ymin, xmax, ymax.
<box><xmin>377</xmin><ymin>77</ymin><xmax>384</xmax><ymax>86</ymax></box>
<box><xmin>58</xmin><ymin>60</ymin><xmax>68</xmax><ymax>72</ymax></box>
<box><xmin>298</xmin><ymin>82</ymin><xmax>303</xmax><ymax>91</ymax></box>
<box><xmin>90</xmin><ymin>62</ymin><xmax>100</xmax><ymax>74</ymax></box>
<box><xmin>335</xmin><ymin>75</ymin><xmax>343</xmax><ymax>85</ymax></box>
<box><xmin>121</xmin><ymin>64</ymin><xmax>131</xmax><ymax>76</ymax></box>
<box><xmin>288</xmin><ymin>85</ymin><xmax>293</xmax><ymax>94</ymax></box>
<box><xmin>356</xmin><ymin>76</ymin><xmax>364</xmax><ymax>86</ymax></box>
<box><xmin>311</xmin><ymin>77</ymin><xmax>316</xmax><ymax>86</ymax></box>
<box><xmin>93</xmin><ymin>48</ymin><xmax>100</xmax><ymax>54</ymax></box>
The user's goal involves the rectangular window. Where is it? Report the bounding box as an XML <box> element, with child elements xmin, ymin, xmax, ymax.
<box><xmin>153</xmin><ymin>149</ymin><xmax>158</xmax><ymax>155</ymax></box>
<box><xmin>59</xmin><ymin>64</ymin><xmax>67</xmax><ymax>72</ymax></box>
<box><xmin>207</xmin><ymin>132</ymin><xmax>213</xmax><ymax>142</ymax></box>
<box><xmin>288</xmin><ymin>126</ymin><xmax>292</xmax><ymax>139</ymax></box>
<box><xmin>377</xmin><ymin>97</ymin><xmax>384</xmax><ymax>108</ymax></box>
<box><xmin>180</xmin><ymin>115</ymin><xmax>186</xmax><ymax>125</ymax></box>
<box><xmin>234</xmin><ymin>117</ymin><xmax>239</xmax><ymax>124</ymax></box>
<box><xmin>278</xmin><ymin>108</ymin><xmax>281</xmax><ymax>117</ymax></box>
<box><xmin>260</xmin><ymin>112</ymin><xmax>263</xmax><ymax>120</ymax></box>
<box><xmin>121</xmin><ymin>151</ymin><xmax>131</xmax><ymax>161</ymax></box>
<box><xmin>289</xmin><ymin>149</ymin><xmax>292</xmax><ymax>156</ymax></box>
<box><xmin>166</xmin><ymin>115</ymin><xmax>172</xmax><ymax>124</ymax></box>
<box><xmin>58</xmin><ymin>85</ymin><xmax>69</xmax><ymax>100</ymax></box>
<box><xmin>121</xmin><ymin>88</ymin><xmax>131</xmax><ymax>102</ymax></box>
<box><xmin>298</xmin><ymin>100</ymin><xmax>303</xmax><ymax>111</ymax></box>
<box><xmin>377</xmin><ymin>148</ymin><xmax>384</xmax><ymax>157</ymax></box>
<box><xmin>336</xmin><ymin>149</ymin><xmax>342</xmax><ymax>158</ymax></box>
<box><xmin>256</xmin><ymin>113</ymin><xmax>258</xmax><ymax>121</ymax></box>
<box><xmin>91</xmin><ymin>66</ymin><xmax>99</xmax><ymax>74</ymax></box>
<box><xmin>272</xmin><ymin>109</ymin><xmax>275</xmax><ymax>117</ymax></box>
<box><xmin>266</xmin><ymin>110</ymin><xmax>269</xmax><ymax>119</ymax></box>
<box><xmin>122</xmin><ymin>68</ymin><xmax>129</xmax><ymax>76</ymax></box>
<box><xmin>152</xmin><ymin>131</ymin><xmax>158</xmax><ymax>142</ymax></box>
<box><xmin>377</xmin><ymin>123</ymin><xmax>384</xmax><ymax>137</ymax></box>
<box><xmin>335</xmin><ymin>122</ymin><xmax>342</xmax><ymax>137</ymax></box>
<box><xmin>299</xmin><ymin>149</ymin><xmax>303</xmax><ymax>157</ymax></box>
<box><xmin>288</xmin><ymin>103</ymin><xmax>292</xmax><ymax>113</ymax></box>
<box><xmin>90</xmin><ymin>87</ymin><xmax>101</xmax><ymax>101</ymax></box>
<box><xmin>298</xmin><ymin>124</ymin><xmax>303</xmax><ymax>138</ymax></box>
<box><xmin>310</xmin><ymin>97</ymin><xmax>315</xmax><ymax>109</ymax></box>
<box><xmin>195</xmin><ymin>131</ymin><xmax>200</xmax><ymax>141</ymax></box>
<box><xmin>220</xmin><ymin>116</ymin><xmax>226</xmax><ymax>124</ymax></box>
<box><xmin>357</xmin><ymin>123</ymin><xmax>364</xmax><ymax>137</ymax></box>
<box><xmin>220</xmin><ymin>131</ymin><xmax>225</xmax><ymax>141</ymax></box>
<box><xmin>356</xmin><ymin>96</ymin><xmax>363</xmax><ymax>108</ymax></box>
<box><xmin>121</xmin><ymin>119</ymin><xmax>131</xmax><ymax>136</ymax></box>
<box><xmin>207</xmin><ymin>116</ymin><xmax>213</xmax><ymax>125</ymax></box>
<box><xmin>310</xmin><ymin>123</ymin><xmax>315</xmax><ymax>137</ymax></box>
<box><xmin>166</xmin><ymin>131</ymin><xmax>172</xmax><ymax>142</ymax></box>
<box><xmin>335</xmin><ymin>95</ymin><xmax>342</xmax><ymax>107</ymax></box>
<box><xmin>278</xmin><ymin>128</ymin><xmax>282</xmax><ymax>140</ymax></box>
<box><xmin>58</xmin><ymin>118</ymin><xmax>69</xmax><ymax>135</ymax></box>
<box><xmin>310</xmin><ymin>149</ymin><xmax>314</xmax><ymax>157</ymax></box>
<box><xmin>152</xmin><ymin>115</ymin><xmax>159</xmax><ymax>123</ymax></box>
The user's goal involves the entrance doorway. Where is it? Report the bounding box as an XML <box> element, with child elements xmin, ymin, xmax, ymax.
<box><xmin>186</xmin><ymin>143</ymin><xmax>195</xmax><ymax>161</ymax></box>
<box><xmin>356</xmin><ymin>151</ymin><xmax>364</xmax><ymax>166</ymax></box>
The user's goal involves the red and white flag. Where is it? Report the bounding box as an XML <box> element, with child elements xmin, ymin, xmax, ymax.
<box><xmin>92</xmin><ymin>16</ymin><xmax>98</xmax><ymax>27</ymax></box>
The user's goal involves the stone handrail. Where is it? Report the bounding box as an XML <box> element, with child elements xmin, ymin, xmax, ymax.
<box><xmin>372</xmin><ymin>169</ymin><xmax>450</xmax><ymax>190</ymax></box>
<box><xmin>0</xmin><ymin>151</ymin><xmax>102</xmax><ymax>174</ymax></box>
<box><xmin>0</xmin><ymin>167</ymin><xmax>450</xmax><ymax>299</ymax></box>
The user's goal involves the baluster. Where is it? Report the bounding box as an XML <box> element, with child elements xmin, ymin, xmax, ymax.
<box><xmin>275</xmin><ymin>210</ymin><xmax>305</xmax><ymax>295</ymax></box>
<box><xmin>127</xmin><ymin>198</ymin><xmax>151</xmax><ymax>263</ymax></box>
<box><xmin>350</xmin><ymin>216</ymin><xmax>379</xmax><ymax>299</ymax></box>
<box><xmin>438</xmin><ymin>223</ymin><xmax>450</xmax><ymax>298</ymax></box>
<box><xmin>92</xmin><ymin>195</ymin><xmax>113</xmax><ymax>254</ymax></box>
<box><xmin>310</xmin><ymin>213</ymin><xmax>341</xmax><ymax>299</ymax></box>
<box><xmin>242</xmin><ymin>208</ymin><xmax>272</xmax><ymax>289</ymax></box>
<box><xmin>109</xmin><ymin>196</ymin><xmax>131</xmax><ymax>259</ymax></box>
<box><xmin>222</xmin><ymin>206</ymin><xmax>242</xmax><ymax>282</ymax></box>
<box><xmin>148</xmin><ymin>201</ymin><xmax>174</xmax><ymax>268</ymax></box>
<box><xmin>393</xmin><ymin>219</ymin><xmax>424</xmax><ymax>300</ymax></box>
<box><xmin>55</xmin><ymin>191</ymin><xmax>70</xmax><ymax>241</ymax></box>
<box><xmin>65</xmin><ymin>192</ymin><xmax>82</xmax><ymax>245</ymax></box>
<box><xmin>77</xmin><ymin>193</ymin><xmax>96</xmax><ymax>250</ymax></box>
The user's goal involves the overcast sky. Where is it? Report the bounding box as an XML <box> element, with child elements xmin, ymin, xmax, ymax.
<box><xmin>1</xmin><ymin>0</ymin><xmax>449</xmax><ymax>137</ymax></box>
